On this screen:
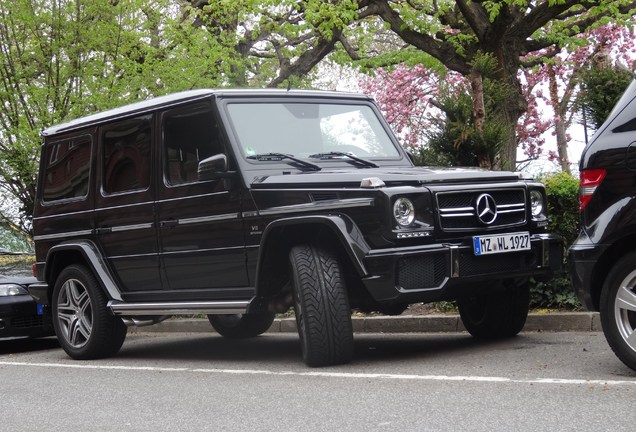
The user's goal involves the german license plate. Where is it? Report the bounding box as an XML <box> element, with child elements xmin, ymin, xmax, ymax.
<box><xmin>473</xmin><ymin>232</ymin><xmax>530</xmax><ymax>256</ymax></box>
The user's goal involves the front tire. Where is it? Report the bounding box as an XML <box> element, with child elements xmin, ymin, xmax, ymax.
<box><xmin>52</xmin><ymin>264</ymin><xmax>127</xmax><ymax>359</ymax></box>
<box><xmin>457</xmin><ymin>278</ymin><xmax>530</xmax><ymax>339</ymax></box>
<box><xmin>289</xmin><ymin>244</ymin><xmax>354</xmax><ymax>367</ymax></box>
<box><xmin>600</xmin><ymin>252</ymin><xmax>636</xmax><ymax>371</ymax></box>
<box><xmin>207</xmin><ymin>313</ymin><xmax>275</xmax><ymax>338</ymax></box>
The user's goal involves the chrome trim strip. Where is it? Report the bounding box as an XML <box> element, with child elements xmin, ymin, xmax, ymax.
<box><xmin>259</xmin><ymin>198</ymin><xmax>374</xmax><ymax>216</ymax></box>
<box><xmin>159</xmin><ymin>190</ymin><xmax>230</xmax><ymax>204</ymax></box>
<box><xmin>440</xmin><ymin>206</ymin><xmax>474</xmax><ymax>213</ymax></box>
<box><xmin>160</xmin><ymin>245</ymin><xmax>245</xmax><ymax>255</ymax></box>
<box><xmin>440</xmin><ymin>212</ymin><xmax>474</xmax><ymax>218</ymax></box>
<box><xmin>111</xmin><ymin>223</ymin><xmax>153</xmax><ymax>232</ymax></box>
<box><xmin>93</xmin><ymin>200</ymin><xmax>154</xmax><ymax>212</ymax></box>
<box><xmin>108</xmin><ymin>300</ymin><xmax>249</xmax><ymax>316</ymax></box>
<box><xmin>33</xmin><ymin>230</ymin><xmax>93</xmax><ymax>241</ymax></box>
<box><xmin>33</xmin><ymin>208</ymin><xmax>93</xmax><ymax>221</ymax></box>
<box><xmin>178</xmin><ymin>213</ymin><xmax>240</xmax><ymax>225</ymax></box>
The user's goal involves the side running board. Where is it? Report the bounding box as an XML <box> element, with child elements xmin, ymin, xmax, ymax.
<box><xmin>108</xmin><ymin>300</ymin><xmax>250</xmax><ymax>316</ymax></box>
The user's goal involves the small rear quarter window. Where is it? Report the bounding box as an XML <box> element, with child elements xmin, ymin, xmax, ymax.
<box><xmin>42</xmin><ymin>136</ymin><xmax>92</xmax><ymax>202</ymax></box>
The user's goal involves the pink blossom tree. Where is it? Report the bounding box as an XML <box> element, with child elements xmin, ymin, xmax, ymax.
<box><xmin>361</xmin><ymin>23</ymin><xmax>636</xmax><ymax>173</ymax></box>
<box><xmin>527</xmin><ymin>24</ymin><xmax>636</xmax><ymax>173</ymax></box>
<box><xmin>361</xmin><ymin>64</ymin><xmax>550</xmax><ymax>168</ymax></box>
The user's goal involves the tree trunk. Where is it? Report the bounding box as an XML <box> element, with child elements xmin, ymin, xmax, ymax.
<box><xmin>547</xmin><ymin>65</ymin><xmax>571</xmax><ymax>174</ymax></box>
<box><xmin>499</xmin><ymin>107</ymin><xmax>520</xmax><ymax>171</ymax></box>
<box><xmin>554</xmin><ymin>119</ymin><xmax>571</xmax><ymax>174</ymax></box>
<box><xmin>494</xmin><ymin>48</ymin><xmax>527</xmax><ymax>171</ymax></box>
<box><xmin>470</xmin><ymin>68</ymin><xmax>492</xmax><ymax>169</ymax></box>
<box><xmin>471</xmin><ymin>68</ymin><xmax>485</xmax><ymax>132</ymax></box>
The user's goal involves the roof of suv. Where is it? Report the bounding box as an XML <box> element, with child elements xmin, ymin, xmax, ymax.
<box><xmin>41</xmin><ymin>89</ymin><xmax>371</xmax><ymax>137</ymax></box>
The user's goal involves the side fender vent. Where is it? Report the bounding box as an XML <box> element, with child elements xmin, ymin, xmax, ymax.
<box><xmin>310</xmin><ymin>192</ymin><xmax>339</xmax><ymax>202</ymax></box>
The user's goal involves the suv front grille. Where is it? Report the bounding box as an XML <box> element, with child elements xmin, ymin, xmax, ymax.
<box><xmin>12</xmin><ymin>315</ymin><xmax>44</xmax><ymax>329</ymax></box>
<box><xmin>437</xmin><ymin>188</ymin><xmax>526</xmax><ymax>231</ymax></box>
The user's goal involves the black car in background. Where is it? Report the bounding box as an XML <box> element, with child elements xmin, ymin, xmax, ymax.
<box><xmin>0</xmin><ymin>251</ymin><xmax>54</xmax><ymax>340</ymax></box>
<box><xmin>569</xmin><ymin>73</ymin><xmax>636</xmax><ymax>371</ymax></box>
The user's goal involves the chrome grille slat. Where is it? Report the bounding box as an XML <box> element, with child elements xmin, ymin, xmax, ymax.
<box><xmin>436</xmin><ymin>188</ymin><xmax>526</xmax><ymax>231</ymax></box>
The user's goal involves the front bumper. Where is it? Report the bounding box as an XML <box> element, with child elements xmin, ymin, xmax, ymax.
<box><xmin>0</xmin><ymin>295</ymin><xmax>54</xmax><ymax>340</ymax></box>
<box><xmin>362</xmin><ymin>233</ymin><xmax>563</xmax><ymax>303</ymax></box>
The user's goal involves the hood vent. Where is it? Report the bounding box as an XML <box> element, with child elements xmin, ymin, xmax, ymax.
<box><xmin>310</xmin><ymin>192</ymin><xmax>339</xmax><ymax>202</ymax></box>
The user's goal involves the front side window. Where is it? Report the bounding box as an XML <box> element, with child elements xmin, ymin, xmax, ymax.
<box><xmin>42</xmin><ymin>136</ymin><xmax>92</xmax><ymax>202</ymax></box>
<box><xmin>226</xmin><ymin>103</ymin><xmax>400</xmax><ymax>159</ymax></box>
<box><xmin>102</xmin><ymin>115</ymin><xmax>152</xmax><ymax>194</ymax></box>
<box><xmin>163</xmin><ymin>103</ymin><xmax>225</xmax><ymax>185</ymax></box>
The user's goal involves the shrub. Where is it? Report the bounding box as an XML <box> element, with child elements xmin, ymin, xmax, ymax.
<box><xmin>542</xmin><ymin>171</ymin><xmax>580</xmax><ymax>248</ymax></box>
<box><xmin>530</xmin><ymin>171</ymin><xmax>582</xmax><ymax>310</ymax></box>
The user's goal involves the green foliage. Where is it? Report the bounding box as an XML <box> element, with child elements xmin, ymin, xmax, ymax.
<box><xmin>580</xmin><ymin>66</ymin><xmax>633</xmax><ymax>129</ymax></box>
<box><xmin>542</xmin><ymin>171</ymin><xmax>580</xmax><ymax>248</ymax></box>
<box><xmin>0</xmin><ymin>254</ymin><xmax>34</xmax><ymax>276</ymax></box>
<box><xmin>529</xmin><ymin>171</ymin><xmax>582</xmax><ymax>310</ymax></box>
<box><xmin>303</xmin><ymin>0</ymin><xmax>358</xmax><ymax>39</ymax></box>
<box><xmin>0</xmin><ymin>0</ymin><xmax>246</xmax><ymax>234</ymax></box>
<box><xmin>0</xmin><ymin>224</ymin><xmax>33</xmax><ymax>253</ymax></box>
<box><xmin>351</xmin><ymin>49</ymin><xmax>444</xmax><ymax>74</ymax></box>
<box><xmin>416</xmin><ymin>76</ymin><xmax>512</xmax><ymax>168</ymax></box>
<box><xmin>530</xmin><ymin>276</ymin><xmax>582</xmax><ymax>311</ymax></box>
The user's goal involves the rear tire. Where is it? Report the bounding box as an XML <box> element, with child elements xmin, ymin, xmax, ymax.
<box><xmin>600</xmin><ymin>252</ymin><xmax>636</xmax><ymax>371</ymax></box>
<box><xmin>207</xmin><ymin>313</ymin><xmax>275</xmax><ymax>338</ymax></box>
<box><xmin>289</xmin><ymin>244</ymin><xmax>353</xmax><ymax>367</ymax></box>
<box><xmin>52</xmin><ymin>264</ymin><xmax>127</xmax><ymax>359</ymax></box>
<box><xmin>457</xmin><ymin>278</ymin><xmax>530</xmax><ymax>339</ymax></box>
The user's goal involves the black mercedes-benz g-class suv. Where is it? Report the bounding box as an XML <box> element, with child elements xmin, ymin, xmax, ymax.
<box><xmin>31</xmin><ymin>89</ymin><xmax>562</xmax><ymax>366</ymax></box>
<box><xmin>569</xmin><ymin>73</ymin><xmax>636</xmax><ymax>371</ymax></box>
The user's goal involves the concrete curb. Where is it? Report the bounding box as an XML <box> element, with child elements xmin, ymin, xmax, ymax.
<box><xmin>129</xmin><ymin>312</ymin><xmax>602</xmax><ymax>334</ymax></box>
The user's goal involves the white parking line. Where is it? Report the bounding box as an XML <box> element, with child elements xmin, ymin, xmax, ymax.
<box><xmin>1</xmin><ymin>360</ymin><xmax>635</xmax><ymax>386</ymax></box>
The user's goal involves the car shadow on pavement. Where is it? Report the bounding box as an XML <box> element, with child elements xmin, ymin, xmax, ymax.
<box><xmin>116</xmin><ymin>332</ymin><xmax>509</xmax><ymax>366</ymax></box>
<box><xmin>0</xmin><ymin>336</ymin><xmax>59</xmax><ymax>355</ymax></box>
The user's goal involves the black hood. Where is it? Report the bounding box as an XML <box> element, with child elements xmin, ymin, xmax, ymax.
<box><xmin>0</xmin><ymin>274</ymin><xmax>36</xmax><ymax>286</ymax></box>
<box><xmin>250</xmin><ymin>166</ymin><xmax>521</xmax><ymax>188</ymax></box>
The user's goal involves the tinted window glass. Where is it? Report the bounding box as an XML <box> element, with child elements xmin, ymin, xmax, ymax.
<box><xmin>226</xmin><ymin>103</ymin><xmax>400</xmax><ymax>158</ymax></box>
<box><xmin>42</xmin><ymin>136</ymin><xmax>92</xmax><ymax>202</ymax></box>
<box><xmin>163</xmin><ymin>104</ymin><xmax>225</xmax><ymax>185</ymax></box>
<box><xmin>102</xmin><ymin>116</ymin><xmax>152</xmax><ymax>194</ymax></box>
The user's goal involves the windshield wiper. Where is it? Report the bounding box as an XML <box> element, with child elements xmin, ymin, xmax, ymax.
<box><xmin>246</xmin><ymin>153</ymin><xmax>321</xmax><ymax>171</ymax></box>
<box><xmin>308</xmin><ymin>151</ymin><xmax>379</xmax><ymax>168</ymax></box>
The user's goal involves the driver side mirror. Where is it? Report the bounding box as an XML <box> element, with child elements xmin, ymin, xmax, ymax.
<box><xmin>198</xmin><ymin>153</ymin><xmax>228</xmax><ymax>181</ymax></box>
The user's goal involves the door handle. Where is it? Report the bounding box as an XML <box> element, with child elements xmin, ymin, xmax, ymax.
<box><xmin>94</xmin><ymin>227</ymin><xmax>112</xmax><ymax>235</ymax></box>
<box><xmin>160</xmin><ymin>219</ymin><xmax>179</xmax><ymax>228</ymax></box>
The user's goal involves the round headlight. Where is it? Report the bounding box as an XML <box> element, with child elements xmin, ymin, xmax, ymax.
<box><xmin>530</xmin><ymin>190</ymin><xmax>544</xmax><ymax>217</ymax></box>
<box><xmin>0</xmin><ymin>284</ymin><xmax>29</xmax><ymax>296</ymax></box>
<box><xmin>393</xmin><ymin>197</ymin><xmax>416</xmax><ymax>227</ymax></box>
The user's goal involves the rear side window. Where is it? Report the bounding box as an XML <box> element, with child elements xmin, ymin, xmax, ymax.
<box><xmin>102</xmin><ymin>115</ymin><xmax>152</xmax><ymax>194</ymax></box>
<box><xmin>42</xmin><ymin>136</ymin><xmax>92</xmax><ymax>202</ymax></box>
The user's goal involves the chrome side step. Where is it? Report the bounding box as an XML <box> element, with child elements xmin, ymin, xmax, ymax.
<box><xmin>108</xmin><ymin>300</ymin><xmax>250</xmax><ymax>316</ymax></box>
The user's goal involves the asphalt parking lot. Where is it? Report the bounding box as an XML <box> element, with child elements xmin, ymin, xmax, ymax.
<box><xmin>2</xmin><ymin>327</ymin><xmax>635</xmax><ymax>432</ymax></box>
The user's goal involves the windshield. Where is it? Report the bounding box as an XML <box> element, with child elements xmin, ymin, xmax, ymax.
<box><xmin>225</xmin><ymin>102</ymin><xmax>401</xmax><ymax>160</ymax></box>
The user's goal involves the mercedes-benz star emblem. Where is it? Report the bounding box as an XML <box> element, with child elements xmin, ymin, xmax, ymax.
<box><xmin>475</xmin><ymin>193</ymin><xmax>498</xmax><ymax>225</ymax></box>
